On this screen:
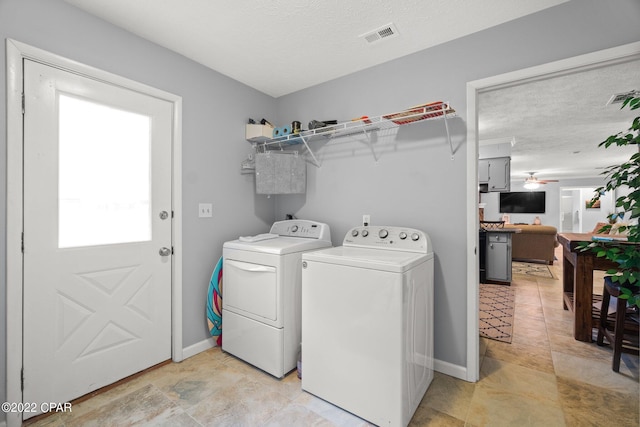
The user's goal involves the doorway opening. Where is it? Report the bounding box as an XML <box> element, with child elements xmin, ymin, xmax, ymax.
<box><xmin>466</xmin><ymin>41</ymin><xmax>640</xmax><ymax>382</ymax></box>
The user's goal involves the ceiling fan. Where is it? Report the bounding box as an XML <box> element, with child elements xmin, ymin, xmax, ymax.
<box><xmin>523</xmin><ymin>172</ymin><xmax>558</xmax><ymax>189</ymax></box>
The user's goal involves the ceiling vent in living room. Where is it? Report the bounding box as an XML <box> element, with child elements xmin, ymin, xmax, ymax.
<box><xmin>359</xmin><ymin>23</ymin><xmax>399</xmax><ymax>44</ymax></box>
<box><xmin>606</xmin><ymin>89</ymin><xmax>640</xmax><ymax>105</ymax></box>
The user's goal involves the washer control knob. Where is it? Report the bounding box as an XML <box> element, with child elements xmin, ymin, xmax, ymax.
<box><xmin>362</xmin><ymin>229</ymin><xmax>369</xmax><ymax>237</ymax></box>
<box><xmin>291</xmin><ymin>225</ymin><xmax>299</xmax><ymax>232</ymax></box>
<box><xmin>379</xmin><ymin>229</ymin><xmax>389</xmax><ymax>239</ymax></box>
<box><xmin>399</xmin><ymin>232</ymin><xmax>407</xmax><ymax>240</ymax></box>
<box><xmin>352</xmin><ymin>229</ymin><xmax>359</xmax><ymax>237</ymax></box>
<box><xmin>411</xmin><ymin>233</ymin><xmax>420</xmax><ymax>241</ymax></box>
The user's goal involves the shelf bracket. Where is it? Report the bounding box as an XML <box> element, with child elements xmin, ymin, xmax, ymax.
<box><xmin>360</xmin><ymin>128</ymin><xmax>379</xmax><ymax>163</ymax></box>
<box><xmin>443</xmin><ymin>112</ymin><xmax>454</xmax><ymax>160</ymax></box>
<box><xmin>299</xmin><ymin>135</ymin><xmax>321</xmax><ymax>168</ymax></box>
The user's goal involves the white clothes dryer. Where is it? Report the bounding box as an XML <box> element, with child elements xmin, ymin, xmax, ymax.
<box><xmin>301</xmin><ymin>226</ymin><xmax>434</xmax><ymax>427</ymax></box>
<box><xmin>222</xmin><ymin>220</ymin><xmax>331</xmax><ymax>378</ymax></box>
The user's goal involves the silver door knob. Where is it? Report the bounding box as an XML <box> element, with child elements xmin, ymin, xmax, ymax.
<box><xmin>159</xmin><ymin>211</ymin><xmax>169</xmax><ymax>220</ymax></box>
<box><xmin>159</xmin><ymin>247</ymin><xmax>171</xmax><ymax>256</ymax></box>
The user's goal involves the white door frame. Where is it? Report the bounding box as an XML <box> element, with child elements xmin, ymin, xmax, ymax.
<box><xmin>5</xmin><ymin>39</ymin><xmax>183</xmax><ymax>427</ymax></box>
<box><xmin>465</xmin><ymin>40</ymin><xmax>640</xmax><ymax>382</ymax></box>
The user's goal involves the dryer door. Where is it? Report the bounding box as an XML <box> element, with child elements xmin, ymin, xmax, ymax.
<box><xmin>224</xmin><ymin>259</ymin><xmax>279</xmax><ymax>324</ymax></box>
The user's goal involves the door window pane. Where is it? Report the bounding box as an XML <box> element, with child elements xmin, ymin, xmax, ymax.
<box><xmin>58</xmin><ymin>94</ymin><xmax>151</xmax><ymax>248</ymax></box>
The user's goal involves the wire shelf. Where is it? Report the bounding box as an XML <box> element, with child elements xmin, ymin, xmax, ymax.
<box><xmin>252</xmin><ymin>101</ymin><xmax>456</xmax><ymax>167</ymax></box>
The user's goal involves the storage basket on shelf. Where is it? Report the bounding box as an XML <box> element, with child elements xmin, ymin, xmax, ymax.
<box><xmin>480</xmin><ymin>221</ymin><xmax>505</xmax><ymax>230</ymax></box>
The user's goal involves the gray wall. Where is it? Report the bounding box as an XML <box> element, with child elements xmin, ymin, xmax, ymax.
<box><xmin>2</xmin><ymin>0</ymin><xmax>639</xmax><ymax>416</ymax></box>
<box><xmin>273</xmin><ymin>0</ymin><xmax>640</xmax><ymax>367</ymax></box>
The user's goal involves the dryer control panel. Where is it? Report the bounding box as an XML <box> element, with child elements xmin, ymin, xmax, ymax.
<box><xmin>270</xmin><ymin>220</ymin><xmax>331</xmax><ymax>241</ymax></box>
<box><xmin>343</xmin><ymin>226</ymin><xmax>431</xmax><ymax>253</ymax></box>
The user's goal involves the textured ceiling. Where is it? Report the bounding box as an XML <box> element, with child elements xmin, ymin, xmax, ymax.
<box><xmin>479</xmin><ymin>58</ymin><xmax>640</xmax><ymax>183</ymax></box>
<box><xmin>64</xmin><ymin>0</ymin><xmax>567</xmax><ymax>97</ymax></box>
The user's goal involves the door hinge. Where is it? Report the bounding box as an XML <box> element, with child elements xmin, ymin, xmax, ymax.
<box><xmin>171</xmin><ymin>210</ymin><xmax>174</xmax><ymax>218</ymax></box>
<box><xmin>21</xmin><ymin>92</ymin><xmax>25</xmax><ymax>115</ymax></box>
<box><xmin>21</xmin><ymin>232</ymin><xmax>24</xmax><ymax>253</ymax></box>
<box><xmin>21</xmin><ymin>368</ymin><xmax>24</xmax><ymax>391</ymax></box>
<box><xmin>171</xmin><ymin>247</ymin><xmax>174</xmax><ymax>255</ymax></box>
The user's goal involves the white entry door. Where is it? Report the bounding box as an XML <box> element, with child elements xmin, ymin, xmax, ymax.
<box><xmin>22</xmin><ymin>59</ymin><xmax>173</xmax><ymax>415</ymax></box>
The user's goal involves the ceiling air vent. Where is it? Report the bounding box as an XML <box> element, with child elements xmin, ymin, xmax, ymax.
<box><xmin>359</xmin><ymin>23</ymin><xmax>399</xmax><ymax>44</ymax></box>
<box><xmin>606</xmin><ymin>90</ymin><xmax>639</xmax><ymax>105</ymax></box>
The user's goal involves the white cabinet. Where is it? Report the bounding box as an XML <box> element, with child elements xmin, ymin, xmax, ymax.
<box><xmin>478</xmin><ymin>157</ymin><xmax>510</xmax><ymax>192</ymax></box>
<box><xmin>478</xmin><ymin>159</ymin><xmax>490</xmax><ymax>184</ymax></box>
<box><xmin>485</xmin><ymin>232</ymin><xmax>512</xmax><ymax>283</ymax></box>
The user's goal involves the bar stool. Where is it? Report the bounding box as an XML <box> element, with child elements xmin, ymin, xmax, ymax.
<box><xmin>596</xmin><ymin>277</ymin><xmax>640</xmax><ymax>372</ymax></box>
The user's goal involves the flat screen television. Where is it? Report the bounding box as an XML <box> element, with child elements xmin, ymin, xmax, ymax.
<box><xmin>499</xmin><ymin>191</ymin><xmax>546</xmax><ymax>213</ymax></box>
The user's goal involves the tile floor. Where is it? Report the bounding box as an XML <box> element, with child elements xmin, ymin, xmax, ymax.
<box><xmin>26</xmin><ymin>248</ymin><xmax>639</xmax><ymax>426</ymax></box>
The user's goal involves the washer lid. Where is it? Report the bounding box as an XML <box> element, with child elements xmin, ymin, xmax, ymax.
<box><xmin>224</xmin><ymin>236</ymin><xmax>332</xmax><ymax>255</ymax></box>
<box><xmin>302</xmin><ymin>246</ymin><xmax>433</xmax><ymax>273</ymax></box>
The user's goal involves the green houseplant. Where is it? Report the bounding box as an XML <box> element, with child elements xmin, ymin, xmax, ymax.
<box><xmin>581</xmin><ymin>93</ymin><xmax>640</xmax><ymax>308</ymax></box>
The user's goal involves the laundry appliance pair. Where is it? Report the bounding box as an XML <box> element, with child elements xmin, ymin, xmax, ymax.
<box><xmin>223</xmin><ymin>221</ymin><xmax>434</xmax><ymax>427</ymax></box>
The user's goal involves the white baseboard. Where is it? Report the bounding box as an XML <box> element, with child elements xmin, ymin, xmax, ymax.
<box><xmin>178</xmin><ymin>339</ymin><xmax>474</xmax><ymax>384</ymax></box>
<box><xmin>181</xmin><ymin>337</ymin><xmax>217</xmax><ymax>360</ymax></box>
<box><xmin>434</xmin><ymin>358</ymin><xmax>470</xmax><ymax>382</ymax></box>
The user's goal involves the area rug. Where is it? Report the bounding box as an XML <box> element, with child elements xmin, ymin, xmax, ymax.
<box><xmin>479</xmin><ymin>284</ymin><xmax>515</xmax><ymax>343</ymax></box>
<box><xmin>512</xmin><ymin>261</ymin><xmax>555</xmax><ymax>279</ymax></box>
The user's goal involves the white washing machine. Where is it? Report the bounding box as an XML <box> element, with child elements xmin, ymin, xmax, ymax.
<box><xmin>301</xmin><ymin>226</ymin><xmax>434</xmax><ymax>427</ymax></box>
<box><xmin>222</xmin><ymin>220</ymin><xmax>331</xmax><ymax>378</ymax></box>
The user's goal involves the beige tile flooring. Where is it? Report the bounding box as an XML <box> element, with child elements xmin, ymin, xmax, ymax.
<box><xmin>27</xmin><ymin>249</ymin><xmax>639</xmax><ymax>427</ymax></box>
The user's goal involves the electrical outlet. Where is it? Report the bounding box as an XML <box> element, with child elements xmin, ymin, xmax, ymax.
<box><xmin>199</xmin><ymin>203</ymin><xmax>212</xmax><ymax>218</ymax></box>
<box><xmin>363</xmin><ymin>214</ymin><xmax>370</xmax><ymax>226</ymax></box>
